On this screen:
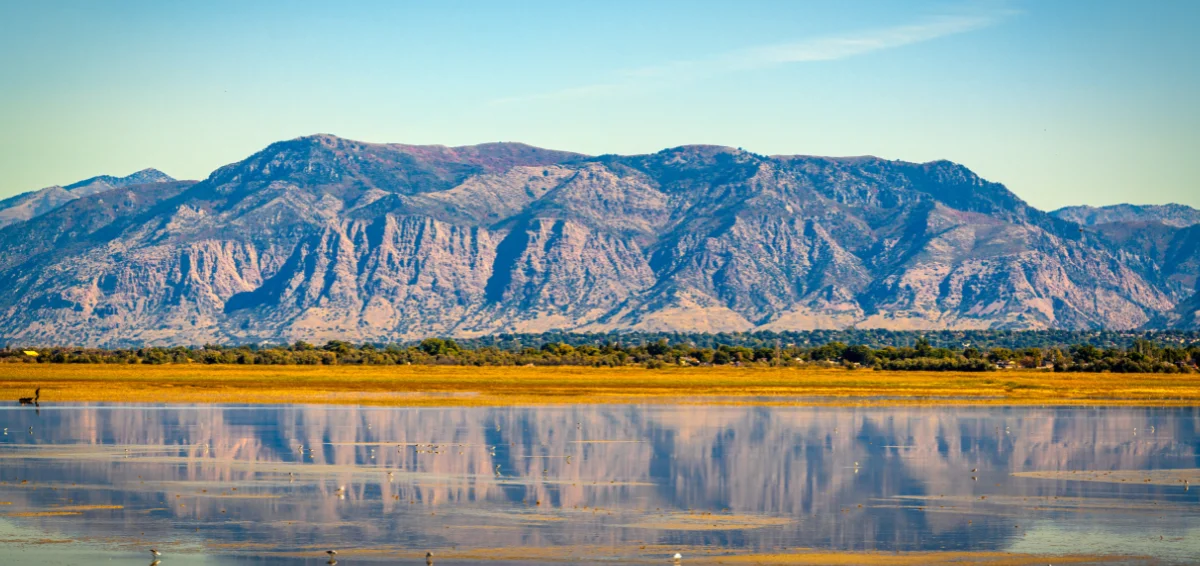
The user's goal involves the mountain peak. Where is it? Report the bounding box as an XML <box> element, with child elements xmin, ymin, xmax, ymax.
<box><xmin>0</xmin><ymin>168</ymin><xmax>177</xmax><ymax>227</ymax></box>
<box><xmin>204</xmin><ymin>135</ymin><xmax>587</xmax><ymax>198</ymax></box>
<box><xmin>287</xmin><ymin>133</ymin><xmax>587</xmax><ymax>158</ymax></box>
<box><xmin>131</xmin><ymin>167</ymin><xmax>172</xmax><ymax>178</ymax></box>
<box><xmin>1051</xmin><ymin>203</ymin><xmax>1200</xmax><ymax>228</ymax></box>
<box><xmin>651</xmin><ymin>144</ymin><xmax>759</xmax><ymax>159</ymax></box>
<box><xmin>64</xmin><ymin>168</ymin><xmax>175</xmax><ymax>197</ymax></box>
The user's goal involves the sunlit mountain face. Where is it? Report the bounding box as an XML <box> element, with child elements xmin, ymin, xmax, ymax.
<box><xmin>2</xmin><ymin>135</ymin><xmax>1199</xmax><ymax>348</ymax></box>
<box><xmin>1</xmin><ymin>404</ymin><xmax>1198</xmax><ymax>563</ymax></box>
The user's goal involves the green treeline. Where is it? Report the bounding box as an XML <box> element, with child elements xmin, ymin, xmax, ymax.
<box><xmin>3</xmin><ymin>335</ymin><xmax>1199</xmax><ymax>373</ymax></box>
<box><xmin>454</xmin><ymin>329</ymin><xmax>1199</xmax><ymax>351</ymax></box>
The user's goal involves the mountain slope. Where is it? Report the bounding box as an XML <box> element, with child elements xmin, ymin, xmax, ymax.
<box><xmin>0</xmin><ymin>186</ymin><xmax>78</xmax><ymax>228</ymax></box>
<box><xmin>0</xmin><ymin>135</ymin><xmax>1195</xmax><ymax>346</ymax></box>
<box><xmin>0</xmin><ymin>168</ymin><xmax>175</xmax><ymax>228</ymax></box>
<box><xmin>1052</xmin><ymin>203</ymin><xmax>1200</xmax><ymax>228</ymax></box>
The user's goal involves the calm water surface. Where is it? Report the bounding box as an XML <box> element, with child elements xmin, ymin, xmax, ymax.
<box><xmin>1</xmin><ymin>404</ymin><xmax>1198</xmax><ymax>564</ymax></box>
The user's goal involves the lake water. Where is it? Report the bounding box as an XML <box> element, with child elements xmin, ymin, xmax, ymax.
<box><xmin>1</xmin><ymin>404</ymin><xmax>1198</xmax><ymax>564</ymax></box>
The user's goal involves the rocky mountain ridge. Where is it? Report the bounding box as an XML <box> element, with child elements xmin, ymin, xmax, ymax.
<box><xmin>0</xmin><ymin>168</ymin><xmax>174</xmax><ymax>228</ymax></box>
<box><xmin>1052</xmin><ymin>203</ymin><xmax>1200</xmax><ymax>228</ymax></box>
<box><xmin>0</xmin><ymin>135</ymin><xmax>1196</xmax><ymax>346</ymax></box>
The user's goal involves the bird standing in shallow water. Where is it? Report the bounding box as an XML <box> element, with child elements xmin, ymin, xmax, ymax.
<box><xmin>426</xmin><ymin>551</ymin><xmax>434</xmax><ymax>565</ymax></box>
<box><xmin>673</xmin><ymin>552</ymin><xmax>683</xmax><ymax>563</ymax></box>
<box><xmin>149</xmin><ymin>549</ymin><xmax>161</xmax><ymax>558</ymax></box>
<box><xmin>18</xmin><ymin>388</ymin><xmax>39</xmax><ymax>405</ymax></box>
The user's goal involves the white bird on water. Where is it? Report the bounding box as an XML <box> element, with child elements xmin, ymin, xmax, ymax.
<box><xmin>149</xmin><ymin>549</ymin><xmax>161</xmax><ymax>558</ymax></box>
<box><xmin>673</xmin><ymin>552</ymin><xmax>683</xmax><ymax>562</ymax></box>
<box><xmin>426</xmin><ymin>551</ymin><xmax>434</xmax><ymax>565</ymax></box>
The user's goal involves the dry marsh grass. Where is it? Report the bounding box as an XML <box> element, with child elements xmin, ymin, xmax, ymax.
<box><xmin>2</xmin><ymin>364</ymin><xmax>1199</xmax><ymax>407</ymax></box>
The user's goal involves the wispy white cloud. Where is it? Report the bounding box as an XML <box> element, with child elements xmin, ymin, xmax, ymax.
<box><xmin>492</xmin><ymin>9</ymin><xmax>1014</xmax><ymax>105</ymax></box>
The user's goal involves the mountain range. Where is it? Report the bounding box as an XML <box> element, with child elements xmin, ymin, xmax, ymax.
<box><xmin>1</xmin><ymin>134</ymin><xmax>1197</xmax><ymax>346</ymax></box>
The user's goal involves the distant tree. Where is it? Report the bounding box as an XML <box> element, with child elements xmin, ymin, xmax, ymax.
<box><xmin>323</xmin><ymin>340</ymin><xmax>353</xmax><ymax>354</ymax></box>
<box><xmin>417</xmin><ymin>338</ymin><xmax>443</xmax><ymax>356</ymax></box>
<box><xmin>1069</xmin><ymin>344</ymin><xmax>1100</xmax><ymax>363</ymax></box>
<box><xmin>646</xmin><ymin>339</ymin><xmax>670</xmax><ymax>357</ymax></box>
<box><xmin>987</xmin><ymin>348</ymin><xmax>1014</xmax><ymax>363</ymax></box>
<box><xmin>841</xmin><ymin>344</ymin><xmax>875</xmax><ymax>365</ymax></box>
<box><xmin>810</xmin><ymin>341</ymin><xmax>847</xmax><ymax>361</ymax></box>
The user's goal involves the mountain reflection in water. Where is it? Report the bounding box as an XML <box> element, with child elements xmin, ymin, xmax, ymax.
<box><xmin>1</xmin><ymin>404</ymin><xmax>1198</xmax><ymax>563</ymax></box>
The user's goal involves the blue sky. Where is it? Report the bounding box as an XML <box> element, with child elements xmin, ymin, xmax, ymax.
<box><xmin>0</xmin><ymin>0</ymin><xmax>1196</xmax><ymax>209</ymax></box>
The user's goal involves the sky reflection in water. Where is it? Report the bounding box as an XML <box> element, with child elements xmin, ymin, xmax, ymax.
<box><xmin>1</xmin><ymin>404</ymin><xmax>1198</xmax><ymax>564</ymax></box>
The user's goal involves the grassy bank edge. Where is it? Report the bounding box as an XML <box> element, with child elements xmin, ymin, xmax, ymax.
<box><xmin>3</xmin><ymin>364</ymin><xmax>1200</xmax><ymax>407</ymax></box>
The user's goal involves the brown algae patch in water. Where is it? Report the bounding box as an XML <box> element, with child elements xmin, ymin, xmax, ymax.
<box><xmin>0</xmin><ymin>537</ymin><xmax>74</xmax><ymax>545</ymax></box>
<box><xmin>3</xmin><ymin>504</ymin><xmax>124</xmax><ymax>517</ymax></box>
<box><xmin>4</xmin><ymin>511</ymin><xmax>83</xmax><ymax>517</ymax></box>
<box><xmin>45</xmin><ymin>505</ymin><xmax>123</xmax><ymax>511</ymax></box>
<box><xmin>1013</xmin><ymin>468</ymin><xmax>1200</xmax><ymax>486</ymax></box>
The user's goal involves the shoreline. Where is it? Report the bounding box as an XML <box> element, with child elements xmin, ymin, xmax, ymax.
<box><xmin>0</xmin><ymin>542</ymin><xmax>1146</xmax><ymax>566</ymax></box>
<box><xmin>3</xmin><ymin>364</ymin><xmax>1200</xmax><ymax>407</ymax></box>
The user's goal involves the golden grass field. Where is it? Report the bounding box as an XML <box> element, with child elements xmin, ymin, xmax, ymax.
<box><xmin>2</xmin><ymin>364</ymin><xmax>1199</xmax><ymax>406</ymax></box>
